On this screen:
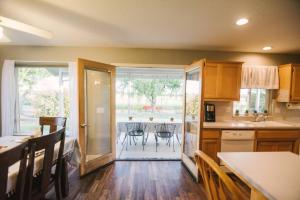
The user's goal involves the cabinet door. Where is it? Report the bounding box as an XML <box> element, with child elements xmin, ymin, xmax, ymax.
<box><xmin>204</xmin><ymin>63</ymin><xmax>218</xmax><ymax>99</ymax></box>
<box><xmin>291</xmin><ymin>65</ymin><xmax>300</xmax><ymax>101</ymax></box>
<box><xmin>257</xmin><ymin>141</ymin><xmax>294</xmax><ymax>152</ymax></box>
<box><xmin>217</xmin><ymin>63</ymin><xmax>241</xmax><ymax>100</ymax></box>
<box><xmin>277</xmin><ymin>65</ymin><xmax>292</xmax><ymax>102</ymax></box>
<box><xmin>276</xmin><ymin>142</ymin><xmax>294</xmax><ymax>152</ymax></box>
<box><xmin>202</xmin><ymin>139</ymin><xmax>220</xmax><ymax>163</ymax></box>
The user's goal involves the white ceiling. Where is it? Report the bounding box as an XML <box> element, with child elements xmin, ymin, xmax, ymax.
<box><xmin>0</xmin><ymin>0</ymin><xmax>300</xmax><ymax>53</ymax></box>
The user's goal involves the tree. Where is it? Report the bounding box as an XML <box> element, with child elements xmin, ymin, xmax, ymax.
<box><xmin>130</xmin><ymin>79</ymin><xmax>181</xmax><ymax>112</ymax></box>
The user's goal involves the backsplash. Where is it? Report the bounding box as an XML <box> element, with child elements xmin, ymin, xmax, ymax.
<box><xmin>206</xmin><ymin>100</ymin><xmax>300</xmax><ymax>123</ymax></box>
<box><xmin>272</xmin><ymin>101</ymin><xmax>300</xmax><ymax>123</ymax></box>
<box><xmin>206</xmin><ymin>101</ymin><xmax>234</xmax><ymax>122</ymax></box>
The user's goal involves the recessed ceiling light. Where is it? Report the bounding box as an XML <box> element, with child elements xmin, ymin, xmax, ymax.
<box><xmin>236</xmin><ymin>18</ymin><xmax>249</xmax><ymax>26</ymax></box>
<box><xmin>262</xmin><ymin>46</ymin><xmax>272</xmax><ymax>51</ymax></box>
<box><xmin>0</xmin><ymin>27</ymin><xmax>3</xmax><ymax>39</ymax></box>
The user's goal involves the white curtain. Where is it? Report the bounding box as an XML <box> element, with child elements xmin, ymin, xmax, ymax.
<box><xmin>68</xmin><ymin>62</ymin><xmax>79</xmax><ymax>139</ymax></box>
<box><xmin>1</xmin><ymin>60</ymin><xmax>16</xmax><ymax>136</ymax></box>
<box><xmin>241</xmin><ymin>65</ymin><xmax>279</xmax><ymax>89</ymax></box>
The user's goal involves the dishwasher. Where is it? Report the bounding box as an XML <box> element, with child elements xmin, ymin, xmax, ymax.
<box><xmin>220</xmin><ymin>130</ymin><xmax>255</xmax><ymax>171</ymax></box>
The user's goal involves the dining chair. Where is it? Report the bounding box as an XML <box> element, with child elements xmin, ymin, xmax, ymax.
<box><xmin>154</xmin><ymin>123</ymin><xmax>176</xmax><ymax>152</ymax></box>
<box><xmin>39</xmin><ymin>116</ymin><xmax>67</xmax><ymax>135</ymax></box>
<box><xmin>124</xmin><ymin>122</ymin><xmax>147</xmax><ymax>150</ymax></box>
<box><xmin>0</xmin><ymin>142</ymin><xmax>28</xmax><ymax>200</ymax></box>
<box><xmin>195</xmin><ymin>150</ymin><xmax>247</xmax><ymax>200</ymax></box>
<box><xmin>25</xmin><ymin>128</ymin><xmax>65</xmax><ymax>200</ymax></box>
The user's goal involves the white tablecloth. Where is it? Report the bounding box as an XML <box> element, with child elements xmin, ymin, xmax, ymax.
<box><xmin>0</xmin><ymin>136</ymin><xmax>80</xmax><ymax>194</ymax></box>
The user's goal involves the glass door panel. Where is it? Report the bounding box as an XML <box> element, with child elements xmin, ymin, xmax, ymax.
<box><xmin>184</xmin><ymin>68</ymin><xmax>200</xmax><ymax>161</ymax></box>
<box><xmin>85</xmin><ymin>69</ymin><xmax>111</xmax><ymax>162</ymax></box>
<box><xmin>77</xmin><ymin>58</ymin><xmax>116</xmax><ymax>176</ymax></box>
<box><xmin>181</xmin><ymin>61</ymin><xmax>204</xmax><ymax>179</ymax></box>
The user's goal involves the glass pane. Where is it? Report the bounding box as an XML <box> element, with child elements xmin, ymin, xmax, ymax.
<box><xmin>115</xmin><ymin>70</ymin><xmax>184</xmax><ymax>122</ymax></box>
<box><xmin>183</xmin><ymin>68</ymin><xmax>200</xmax><ymax>163</ymax></box>
<box><xmin>233</xmin><ymin>89</ymin><xmax>268</xmax><ymax>114</ymax></box>
<box><xmin>85</xmin><ymin>69</ymin><xmax>111</xmax><ymax>162</ymax></box>
<box><xmin>16</xmin><ymin>67</ymin><xmax>70</xmax><ymax>135</ymax></box>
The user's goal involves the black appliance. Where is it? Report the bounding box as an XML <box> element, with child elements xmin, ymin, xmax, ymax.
<box><xmin>205</xmin><ymin>103</ymin><xmax>215</xmax><ymax>122</ymax></box>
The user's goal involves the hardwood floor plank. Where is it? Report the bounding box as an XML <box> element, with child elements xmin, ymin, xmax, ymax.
<box><xmin>47</xmin><ymin>161</ymin><xmax>207</xmax><ymax>200</ymax></box>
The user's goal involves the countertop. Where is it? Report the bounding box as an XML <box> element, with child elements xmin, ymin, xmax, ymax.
<box><xmin>218</xmin><ymin>152</ymin><xmax>300</xmax><ymax>200</ymax></box>
<box><xmin>203</xmin><ymin>120</ymin><xmax>300</xmax><ymax>129</ymax></box>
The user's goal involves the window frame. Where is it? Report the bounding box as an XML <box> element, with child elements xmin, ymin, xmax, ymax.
<box><xmin>233</xmin><ymin>88</ymin><xmax>272</xmax><ymax>116</ymax></box>
<box><xmin>14</xmin><ymin>65</ymin><xmax>69</xmax><ymax>135</ymax></box>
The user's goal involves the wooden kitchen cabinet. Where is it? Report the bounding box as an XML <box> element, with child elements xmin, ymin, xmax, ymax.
<box><xmin>277</xmin><ymin>63</ymin><xmax>300</xmax><ymax>102</ymax></box>
<box><xmin>256</xmin><ymin>130</ymin><xmax>300</xmax><ymax>154</ymax></box>
<box><xmin>201</xmin><ymin>129</ymin><xmax>220</xmax><ymax>163</ymax></box>
<box><xmin>204</xmin><ymin>60</ymin><xmax>242</xmax><ymax>101</ymax></box>
<box><xmin>256</xmin><ymin>141</ymin><xmax>294</xmax><ymax>152</ymax></box>
<box><xmin>202</xmin><ymin>139</ymin><xmax>220</xmax><ymax>163</ymax></box>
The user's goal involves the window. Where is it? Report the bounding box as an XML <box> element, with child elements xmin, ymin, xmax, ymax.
<box><xmin>116</xmin><ymin>68</ymin><xmax>184</xmax><ymax>122</ymax></box>
<box><xmin>15</xmin><ymin>66</ymin><xmax>70</xmax><ymax>134</ymax></box>
<box><xmin>233</xmin><ymin>89</ymin><xmax>269</xmax><ymax>115</ymax></box>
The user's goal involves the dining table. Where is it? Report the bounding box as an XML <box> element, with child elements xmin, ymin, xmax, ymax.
<box><xmin>218</xmin><ymin>152</ymin><xmax>300</xmax><ymax>200</ymax></box>
<box><xmin>0</xmin><ymin>135</ymin><xmax>80</xmax><ymax>197</ymax></box>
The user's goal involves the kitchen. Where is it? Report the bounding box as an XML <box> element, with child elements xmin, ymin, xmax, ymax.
<box><xmin>200</xmin><ymin>62</ymin><xmax>300</xmax><ymax>163</ymax></box>
<box><xmin>1</xmin><ymin>0</ymin><xmax>300</xmax><ymax>199</ymax></box>
<box><xmin>186</xmin><ymin>60</ymin><xmax>300</xmax><ymax>200</ymax></box>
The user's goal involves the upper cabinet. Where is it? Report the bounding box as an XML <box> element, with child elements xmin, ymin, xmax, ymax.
<box><xmin>204</xmin><ymin>60</ymin><xmax>242</xmax><ymax>101</ymax></box>
<box><xmin>277</xmin><ymin>64</ymin><xmax>300</xmax><ymax>102</ymax></box>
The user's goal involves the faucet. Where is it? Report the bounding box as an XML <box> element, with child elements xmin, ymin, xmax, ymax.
<box><xmin>253</xmin><ymin>111</ymin><xmax>268</xmax><ymax>122</ymax></box>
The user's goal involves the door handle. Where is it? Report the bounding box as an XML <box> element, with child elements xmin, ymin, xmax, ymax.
<box><xmin>80</xmin><ymin>123</ymin><xmax>88</xmax><ymax>128</ymax></box>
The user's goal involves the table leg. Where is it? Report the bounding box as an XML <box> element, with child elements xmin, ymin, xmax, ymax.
<box><xmin>61</xmin><ymin>157</ymin><xmax>69</xmax><ymax>198</ymax></box>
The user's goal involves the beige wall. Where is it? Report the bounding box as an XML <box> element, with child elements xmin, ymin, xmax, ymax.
<box><xmin>1</xmin><ymin>45</ymin><xmax>300</xmax><ymax>66</ymax></box>
<box><xmin>0</xmin><ymin>45</ymin><xmax>300</xmax><ymax>133</ymax></box>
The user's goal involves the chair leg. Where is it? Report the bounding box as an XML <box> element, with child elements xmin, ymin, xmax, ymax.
<box><xmin>61</xmin><ymin>157</ymin><xmax>69</xmax><ymax>198</ymax></box>
<box><xmin>155</xmin><ymin>135</ymin><xmax>158</xmax><ymax>152</ymax></box>
<box><xmin>142</xmin><ymin>134</ymin><xmax>145</xmax><ymax>151</ymax></box>
<box><xmin>122</xmin><ymin>133</ymin><xmax>127</xmax><ymax>145</ymax></box>
<box><xmin>173</xmin><ymin>135</ymin><xmax>175</xmax><ymax>152</ymax></box>
<box><xmin>55</xmin><ymin>173</ymin><xmax>63</xmax><ymax>200</ymax></box>
<box><xmin>126</xmin><ymin>134</ymin><xmax>129</xmax><ymax>150</ymax></box>
<box><xmin>176</xmin><ymin>133</ymin><xmax>181</xmax><ymax>145</ymax></box>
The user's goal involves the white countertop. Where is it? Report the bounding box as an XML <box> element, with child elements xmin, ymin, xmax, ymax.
<box><xmin>218</xmin><ymin>152</ymin><xmax>300</xmax><ymax>200</ymax></box>
<box><xmin>203</xmin><ymin>120</ymin><xmax>300</xmax><ymax>129</ymax></box>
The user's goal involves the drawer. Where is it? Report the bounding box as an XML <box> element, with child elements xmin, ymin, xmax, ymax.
<box><xmin>202</xmin><ymin>129</ymin><xmax>220</xmax><ymax>139</ymax></box>
<box><xmin>256</xmin><ymin>130</ymin><xmax>300</xmax><ymax>139</ymax></box>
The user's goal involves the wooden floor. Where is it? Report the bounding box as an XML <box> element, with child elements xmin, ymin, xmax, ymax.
<box><xmin>47</xmin><ymin>161</ymin><xmax>207</xmax><ymax>200</ymax></box>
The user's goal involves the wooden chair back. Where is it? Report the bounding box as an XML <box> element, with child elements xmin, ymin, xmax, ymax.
<box><xmin>0</xmin><ymin>142</ymin><xmax>28</xmax><ymax>200</ymax></box>
<box><xmin>195</xmin><ymin>150</ymin><xmax>246</xmax><ymax>200</ymax></box>
<box><xmin>39</xmin><ymin>117</ymin><xmax>67</xmax><ymax>135</ymax></box>
<box><xmin>26</xmin><ymin>128</ymin><xmax>65</xmax><ymax>200</ymax></box>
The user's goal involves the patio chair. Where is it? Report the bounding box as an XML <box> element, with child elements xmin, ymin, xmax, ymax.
<box><xmin>124</xmin><ymin>122</ymin><xmax>147</xmax><ymax>150</ymax></box>
<box><xmin>154</xmin><ymin>123</ymin><xmax>176</xmax><ymax>152</ymax></box>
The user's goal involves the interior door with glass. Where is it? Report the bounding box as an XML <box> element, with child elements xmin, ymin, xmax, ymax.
<box><xmin>77</xmin><ymin>58</ymin><xmax>116</xmax><ymax>176</ymax></box>
<box><xmin>181</xmin><ymin>60</ymin><xmax>204</xmax><ymax>179</ymax></box>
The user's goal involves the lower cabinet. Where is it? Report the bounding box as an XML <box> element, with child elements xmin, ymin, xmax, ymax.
<box><xmin>202</xmin><ymin>139</ymin><xmax>220</xmax><ymax>163</ymax></box>
<box><xmin>256</xmin><ymin>141</ymin><xmax>294</xmax><ymax>152</ymax></box>
<box><xmin>256</xmin><ymin>130</ymin><xmax>300</xmax><ymax>154</ymax></box>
